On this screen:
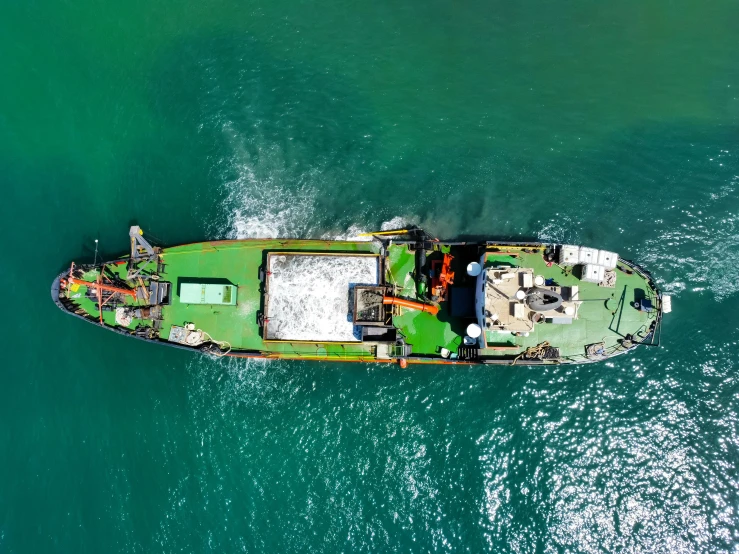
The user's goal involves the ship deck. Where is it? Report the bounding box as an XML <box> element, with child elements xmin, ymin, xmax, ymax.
<box><xmin>385</xmin><ymin>245</ymin><xmax>657</xmax><ymax>362</ymax></box>
<box><xmin>59</xmin><ymin>237</ymin><xmax>660</xmax><ymax>364</ymax></box>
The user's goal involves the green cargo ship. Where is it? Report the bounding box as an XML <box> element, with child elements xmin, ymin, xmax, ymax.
<box><xmin>52</xmin><ymin>227</ymin><xmax>670</xmax><ymax>365</ymax></box>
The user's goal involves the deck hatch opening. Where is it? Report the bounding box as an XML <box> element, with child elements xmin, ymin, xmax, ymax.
<box><xmin>353</xmin><ymin>286</ymin><xmax>389</xmax><ymax>326</ymax></box>
<box><xmin>263</xmin><ymin>252</ymin><xmax>380</xmax><ymax>342</ymax></box>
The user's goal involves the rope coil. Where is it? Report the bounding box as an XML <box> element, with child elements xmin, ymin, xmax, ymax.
<box><xmin>513</xmin><ymin>341</ymin><xmax>553</xmax><ymax>365</ymax></box>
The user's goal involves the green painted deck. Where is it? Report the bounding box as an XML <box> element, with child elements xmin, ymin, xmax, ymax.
<box><xmin>61</xmin><ymin>238</ymin><xmax>660</xmax><ymax>364</ymax></box>
<box><xmin>489</xmin><ymin>251</ymin><xmax>656</xmax><ymax>361</ymax></box>
<box><xmin>384</xmin><ymin>244</ymin><xmax>658</xmax><ymax>362</ymax></box>
<box><xmin>65</xmin><ymin>240</ymin><xmax>381</xmax><ymax>361</ymax></box>
<box><xmin>385</xmin><ymin>243</ymin><xmax>465</xmax><ymax>355</ymax></box>
<box><xmin>157</xmin><ymin>240</ymin><xmax>380</xmax><ymax>359</ymax></box>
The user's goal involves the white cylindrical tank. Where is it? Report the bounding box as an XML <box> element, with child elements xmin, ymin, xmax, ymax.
<box><xmin>466</xmin><ymin>262</ymin><xmax>482</xmax><ymax>276</ymax></box>
<box><xmin>466</xmin><ymin>323</ymin><xmax>482</xmax><ymax>338</ymax></box>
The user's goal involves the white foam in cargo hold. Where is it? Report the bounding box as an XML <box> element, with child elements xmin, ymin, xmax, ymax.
<box><xmin>265</xmin><ymin>254</ymin><xmax>379</xmax><ymax>341</ymax></box>
<box><xmin>581</xmin><ymin>263</ymin><xmax>605</xmax><ymax>284</ymax></box>
<box><xmin>559</xmin><ymin>245</ymin><xmax>579</xmax><ymax>265</ymax></box>
<box><xmin>579</xmin><ymin>247</ymin><xmax>599</xmax><ymax>265</ymax></box>
<box><xmin>597</xmin><ymin>250</ymin><xmax>618</xmax><ymax>269</ymax></box>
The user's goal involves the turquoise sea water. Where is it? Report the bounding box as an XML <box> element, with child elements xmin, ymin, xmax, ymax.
<box><xmin>2</xmin><ymin>0</ymin><xmax>739</xmax><ymax>551</ymax></box>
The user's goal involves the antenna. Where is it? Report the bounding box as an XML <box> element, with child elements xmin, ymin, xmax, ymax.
<box><xmin>94</xmin><ymin>239</ymin><xmax>99</xmax><ymax>266</ymax></box>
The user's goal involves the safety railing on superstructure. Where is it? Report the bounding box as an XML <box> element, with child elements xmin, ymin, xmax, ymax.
<box><xmin>617</xmin><ymin>257</ymin><xmax>664</xmax><ymax>348</ymax></box>
<box><xmin>259</xmin><ymin>343</ymin><xmax>378</xmax><ymax>362</ymax></box>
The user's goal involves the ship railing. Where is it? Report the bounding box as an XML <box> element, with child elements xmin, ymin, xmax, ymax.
<box><xmin>617</xmin><ymin>257</ymin><xmax>664</xmax><ymax>347</ymax></box>
<box><xmin>261</xmin><ymin>344</ymin><xmax>377</xmax><ymax>362</ymax></box>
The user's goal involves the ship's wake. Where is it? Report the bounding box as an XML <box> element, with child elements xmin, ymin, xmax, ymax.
<box><xmin>213</xmin><ymin>122</ymin><xmax>414</xmax><ymax>241</ymax></box>
<box><xmin>216</xmin><ymin>124</ymin><xmax>320</xmax><ymax>239</ymax></box>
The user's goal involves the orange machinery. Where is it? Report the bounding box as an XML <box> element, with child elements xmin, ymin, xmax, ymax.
<box><xmin>60</xmin><ymin>263</ymin><xmax>137</xmax><ymax>324</ymax></box>
<box><xmin>430</xmin><ymin>253</ymin><xmax>454</xmax><ymax>302</ymax></box>
<box><xmin>383</xmin><ymin>296</ymin><xmax>439</xmax><ymax>315</ymax></box>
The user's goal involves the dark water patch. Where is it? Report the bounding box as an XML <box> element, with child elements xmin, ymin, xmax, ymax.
<box><xmin>0</xmin><ymin>152</ymin><xmax>205</xmax><ymax>550</ymax></box>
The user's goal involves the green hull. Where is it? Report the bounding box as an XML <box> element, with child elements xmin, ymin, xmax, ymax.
<box><xmin>52</xmin><ymin>232</ymin><xmax>666</xmax><ymax>366</ymax></box>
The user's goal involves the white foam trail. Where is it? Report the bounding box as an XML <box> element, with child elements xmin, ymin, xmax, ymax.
<box><xmin>217</xmin><ymin>122</ymin><xmax>318</xmax><ymax>240</ymax></box>
<box><xmin>217</xmin><ymin>123</ymin><xmax>416</xmax><ymax>241</ymax></box>
<box><xmin>536</xmin><ymin>214</ymin><xmax>581</xmax><ymax>244</ymax></box>
<box><xmin>327</xmin><ymin>216</ymin><xmax>416</xmax><ymax>241</ymax></box>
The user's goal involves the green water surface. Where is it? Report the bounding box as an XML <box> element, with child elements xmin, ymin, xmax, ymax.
<box><xmin>1</xmin><ymin>0</ymin><xmax>738</xmax><ymax>551</ymax></box>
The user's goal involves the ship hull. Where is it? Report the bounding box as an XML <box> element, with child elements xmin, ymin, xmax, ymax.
<box><xmin>52</xmin><ymin>234</ymin><xmax>666</xmax><ymax>366</ymax></box>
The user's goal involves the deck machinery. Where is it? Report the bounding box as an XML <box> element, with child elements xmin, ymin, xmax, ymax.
<box><xmin>52</xmin><ymin>227</ymin><xmax>670</xmax><ymax>365</ymax></box>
